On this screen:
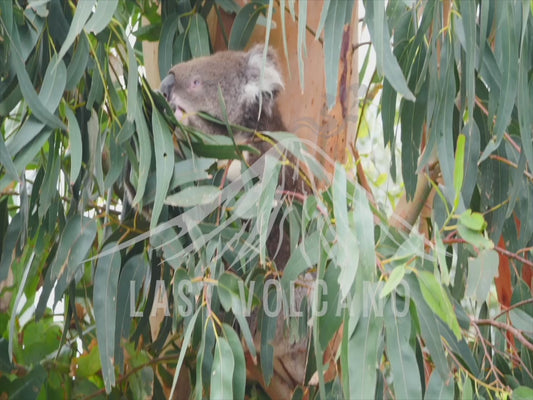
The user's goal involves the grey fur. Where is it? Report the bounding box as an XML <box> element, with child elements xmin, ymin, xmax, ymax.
<box><xmin>160</xmin><ymin>45</ymin><xmax>286</xmax><ymax>140</ymax></box>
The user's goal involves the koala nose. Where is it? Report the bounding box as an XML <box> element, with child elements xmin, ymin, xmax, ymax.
<box><xmin>160</xmin><ymin>74</ymin><xmax>175</xmax><ymax>100</ymax></box>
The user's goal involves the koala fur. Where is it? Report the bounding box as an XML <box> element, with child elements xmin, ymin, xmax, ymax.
<box><xmin>160</xmin><ymin>45</ymin><xmax>286</xmax><ymax>141</ymax></box>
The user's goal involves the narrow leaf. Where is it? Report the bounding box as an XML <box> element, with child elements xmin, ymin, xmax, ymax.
<box><xmin>169</xmin><ymin>307</ymin><xmax>201</xmax><ymax>399</ymax></box>
<box><xmin>188</xmin><ymin>14</ymin><xmax>211</xmax><ymax>58</ymax></box>
<box><xmin>384</xmin><ymin>297</ymin><xmax>422</xmax><ymax>400</ymax></box>
<box><xmin>84</xmin><ymin>0</ymin><xmax>118</xmax><ymax>34</ymax></box>
<box><xmin>221</xmin><ymin>324</ymin><xmax>246</xmax><ymax>400</ymax></box>
<box><xmin>417</xmin><ymin>271</ymin><xmax>462</xmax><ymax>339</ymax></box>
<box><xmin>49</xmin><ymin>216</ymin><xmax>97</xmax><ymax>282</ymax></box>
<box><xmin>57</xmin><ymin>0</ymin><xmax>96</xmax><ymax>61</ymax></box>
<box><xmin>324</xmin><ymin>0</ymin><xmax>356</xmax><ymax>107</ymax></box>
<box><xmin>94</xmin><ymin>243</ymin><xmax>121</xmax><ymax>394</ymax></box>
<box><xmin>228</xmin><ymin>3</ymin><xmax>266</xmax><ymax>50</ymax></box>
<box><xmin>64</xmin><ymin>107</ymin><xmax>82</xmax><ymax>184</ymax></box>
<box><xmin>165</xmin><ymin>185</ymin><xmax>220</xmax><ymax>208</ymax></box>
<box><xmin>364</xmin><ymin>0</ymin><xmax>415</xmax><ymax>102</ymax></box>
<box><xmin>210</xmin><ymin>337</ymin><xmax>234</xmax><ymax>400</ymax></box>
<box><xmin>151</xmin><ymin>108</ymin><xmax>175</xmax><ymax>229</ymax></box>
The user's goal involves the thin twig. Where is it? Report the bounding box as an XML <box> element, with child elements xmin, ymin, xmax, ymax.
<box><xmin>472</xmin><ymin>318</ymin><xmax>533</xmax><ymax>352</ymax></box>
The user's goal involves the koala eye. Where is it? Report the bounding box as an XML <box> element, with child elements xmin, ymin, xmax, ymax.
<box><xmin>191</xmin><ymin>78</ymin><xmax>201</xmax><ymax>89</ymax></box>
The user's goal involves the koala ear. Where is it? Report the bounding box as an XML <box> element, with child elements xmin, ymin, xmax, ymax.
<box><xmin>243</xmin><ymin>45</ymin><xmax>284</xmax><ymax>111</ymax></box>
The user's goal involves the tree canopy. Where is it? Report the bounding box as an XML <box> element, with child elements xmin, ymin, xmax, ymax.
<box><xmin>0</xmin><ymin>1</ymin><xmax>532</xmax><ymax>399</ymax></box>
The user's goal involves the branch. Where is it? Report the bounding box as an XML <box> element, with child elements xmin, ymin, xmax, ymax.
<box><xmin>472</xmin><ymin>318</ymin><xmax>533</xmax><ymax>352</ymax></box>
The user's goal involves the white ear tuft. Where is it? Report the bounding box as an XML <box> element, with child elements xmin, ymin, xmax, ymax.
<box><xmin>242</xmin><ymin>45</ymin><xmax>284</xmax><ymax>109</ymax></box>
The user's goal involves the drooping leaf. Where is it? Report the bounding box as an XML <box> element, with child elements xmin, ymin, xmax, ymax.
<box><xmin>228</xmin><ymin>3</ymin><xmax>266</xmax><ymax>50</ymax></box>
<box><xmin>84</xmin><ymin>0</ymin><xmax>118</xmax><ymax>34</ymax></box>
<box><xmin>348</xmin><ymin>283</ymin><xmax>383</xmax><ymax>399</ymax></box>
<box><xmin>417</xmin><ymin>270</ymin><xmax>462</xmax><ymax>339</ymax></box>
<box><xmin>94</xmin><ymin>243</ymin><xmax>121</xmax><ymax>394</ymax></box>
<box><xmin>384</xmin><ymin>297</ymin><xmax>422</xmax><ymax>400</ymax></box>
<box><xmin>188</xmin><ymin>14</ymin><xmax>211</xmax><ymax>58</ymax></box>
<box><xmin>323</xmin><ymin>0</ymin><xmax>356</xmax><ymax>107</ymax></box>
<box><xmin>465</xmin><ymin>249</ymin><xmax>499</xmax><ymax>303</ymax></box>
<box><xmin>165</xmin><ymin>185</ymin><xmax>220</xmax><ymax>208</ymax></box>
<box><xmin>364</xmin><ymin>0</ymin><xmax>415</xmax><ymax>102</ymax></box>
<box><xmin>64</xmin><ymin>106</ymin><xmax>82</xmax><ymax>184</ymax></box>
<box><xmin>210</xmin><ymin>337</ymin><xmax>234</xmax><ymax>400</ymax></box>
<box><xmin>57</xmin><ymin>0</ymin><xmax>96</xmax><ymax>61</ymax></box>
<box><xmin>49</xmin><ymin>216</ymin><xmax>97</xmax><ymax>283</ymax></box>
<box><xmin>151</xmin><ymin>108</ymin><xmax>175</xmax><ymax>228</ymax></box>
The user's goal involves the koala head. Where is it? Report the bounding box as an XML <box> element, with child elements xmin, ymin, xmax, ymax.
<box><xmin>160</xmin><ymin>45</ymin><xmax>285</xmax><ymax>140</ymax></box>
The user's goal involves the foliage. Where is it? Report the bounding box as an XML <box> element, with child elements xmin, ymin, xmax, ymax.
<box><xmin>0</xmin><ymin>0</ymin><xmax>532</xmax><ymax>399</ymax></box>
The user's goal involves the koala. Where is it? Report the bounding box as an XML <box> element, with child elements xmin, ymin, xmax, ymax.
<box><xmin>160</xmin><ymin>45</ymin><xmax>305</xmax><ymax>267</ymax></box>
<box><xmin>160</xmin><ymin>46</ymin><xmax>311</xmax><ymax>397</ymax></box>
<box><xmin>160</xmin><ymin>45</ymin><xmax>285</xmax><ymax>143</ymax></box>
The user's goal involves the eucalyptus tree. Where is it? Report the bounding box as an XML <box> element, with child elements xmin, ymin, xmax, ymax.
<box><xmin>0</xmin><ymin>1</ymin><xmax>532</xmax><ymax>399</ymax></box>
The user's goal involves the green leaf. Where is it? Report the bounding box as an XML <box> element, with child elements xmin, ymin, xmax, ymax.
<box><xmin>0</xmin><ymin>131</ymin><xmax>18</xmax><ymax>181</ymax></box>
<box><xmin>260</xmin><ymin>288</ymin><xmax>278</xmax><ymax>386</ymax></box>
<box><xmin>417</xmin><ymin>270</ymin><xmax>462</xmax><ymax>339</ymax></box>
<box><xmin>0</xmin><ymin>213</ymin><xmax>22</xmax><ymax>281</ymax></box>
<box><xmin>479</xmin><ymin>3</ymin><xmax>519</xmax><ymax>162</ymax></box>
<box><xmin>384</xmin><ymin>297</ymin><xmax>422</xmax><ymax>400</ymax></box>
<box><xmin>49</xmin><ymin>216</ymin><xmax>97</xmax><ymax>282</ymax></box>
<box><xmin>115</xmin><ymin>254</ymin><xmax>146</xmax><ymax>373</ymax></box>
<box><xmin>381</xmin><ymin>81</ymin><xmax>397</xmax><ymax>148</ymax></box>
<box><xmin>228</xmin><ymin>3</ymin><xmax>266</xmax><ymax>50</ymax></box>
<box><xmin>509</xmin><ymin>309</ymin><xmax>533</xmax><ymax>334</ymax></box>
<box><xmin>434</xmin><ymin>229</ymin><xmax>450</xmax><ymax>286</ymax></box>
<box><xmin>165</xmin><ymin>185</ymin><xmax>220</xmax><ymax>208</ymax></box>
<box><xmin>126</xmin><ymin>41</ymin><xmax>138</xmax><ymax>122</ymax></box>
<box><xmin>169</xmin><ymin>307</ymin><xmax>201</xmax><ymax>399</ymax></box>
<box><xmin>216</xmin><ymin>0</ymin><xmax>240</xmax><ymax>14</ymax></box>
<box><xmin>256</xmin><ymin>155</ymin><xmax>281</xmax><ymax>265</ymax></box>
<box><xmin>66</xmin><ymin>30</ymin><xmax>90</xmax><ymax>90</ymax></box>
<box><xmin>8</xmin><ymin>364</ymin><xmax>46</xmax><ymax>400</ymax></box>
<box><xmin>317</xmin><ymin>263</ymin><xmax>343</xmax><ymax>349</ymax></box>
<box><xmin>8</xmin><ymin>252</ymin><xmax>34</xmax><ymax>363</ymax></box>
<box><xmin>64</xmin><ymin>106</ymin><xmax>82</xmax><ymax>184</ymax></box>
<box><xmin>465</xmin><ymin>249</ymin><xmax>499</xmax><ymax>302</ymax></box>
<box><xmin>354</xmin><ymin>183</ymin><xmax>376</xmax><ymax>279</ymax></box>
<box><xmin>221</xmin><ymin>324</ymin><xmax>245</xmax><ymax>400</ymax></box>
<box><xmin>315</xmin><ymin>0</ymin><xmax>331</xmax><ymax>39</ymax></box>
<box><xmin>333</xmin><ymin>165</ymin><xmax>359</xmax><ymax>299</ymax></box>
<box><xmin>188</xmin><ymin>14</ymin><xmax>211</xmax><ymax>58</ymax></box>
<box><xmin>323</xmin><ymin>0</ymin><xmax>356</xmax><ymax>107</ymax></box>
<box><xmin>216</xmin><ymin>272</ymin><xmax>256</xmax><ymax>359</ymax></box>
<box><xmin>425</xmin><ymin>370</ymin><xmax>454</xmax><ymax>399</ymax></box>
<box><xmin>57</xmin><ymin>0</ymin><xmax>96</xmax><ymax>61</ymax></box>
<box><xmin>453</xmin><ymin>134</ymin><xmax>466</xmax><ymax>207</ymax></box>
<box><xmin>348</xmin><ymin>284</ymin><xmax>383</xmax><ymax>399</ymax></box>
<box><xmin>170</xmin><ymin>158</ymin><xmax>214</xmax><ymax>187</ymax></box>
<box><xmin>84</xmin><ymin>0</ymin><xmax>118</xmax><ymax>34</ymax></box>
<box><xmin>75</xmin><ymin>344</ymin><xmax>102</xmax><ymax>378</ymax></box>
<box><xmin>406</xmin><ymin>275</ymin><xmax>450</xmax><ymax>380</ymax></box>
<box><xmin>364</xmin><ymin>0</ymin><xmax>415</xmax><ymax>102</ymax></box>
<box><xmin>158</xmin><ymin>15</ymin><xmax>180</xmax><ymax>79</ymax></box>
<box><xmin>94</xmin><ymin>243</ymin><xmax>121</xmax><ymax>394</ymax></box>
<box><xmin>513</xmin><ymin>386</ymin><xmax>533</xmax><ymax>400</ymax></box>
<box><xmin>210</xmin><ymin>337</ymin><xmax>234</xmax><ymax>400</ymax></box>
<box><xmin>457</xmin><ymin>218</ymin><xmax>493</xmax><ymax>250</ymax></box>
<box><xmin>132</xmin><ymin>95</ymin><xmax>152</xmax><ymax>207</ymax></box>
<box><xmin>151</xmin><ymin>108</ymin><xmax>175</xmax><ymax>228</ymax></box>
<box><xmin>10</xmin><ymin>53</ymin><xmax>66</xmax><ymax>130</ymax></box>
<box><xmin>38</xmin><ymin>135</ymin><xmax>60</xmax><ymax>219</ymax></box>
<box><xmin>380</xmin><ymin>265</ymin><xmax>406</xmax><ymax>299</ymax></box>
<box><xmin>517</xmin><ymin>31</ymin><xmax>533</xmax><ymax>171</ymax></box>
